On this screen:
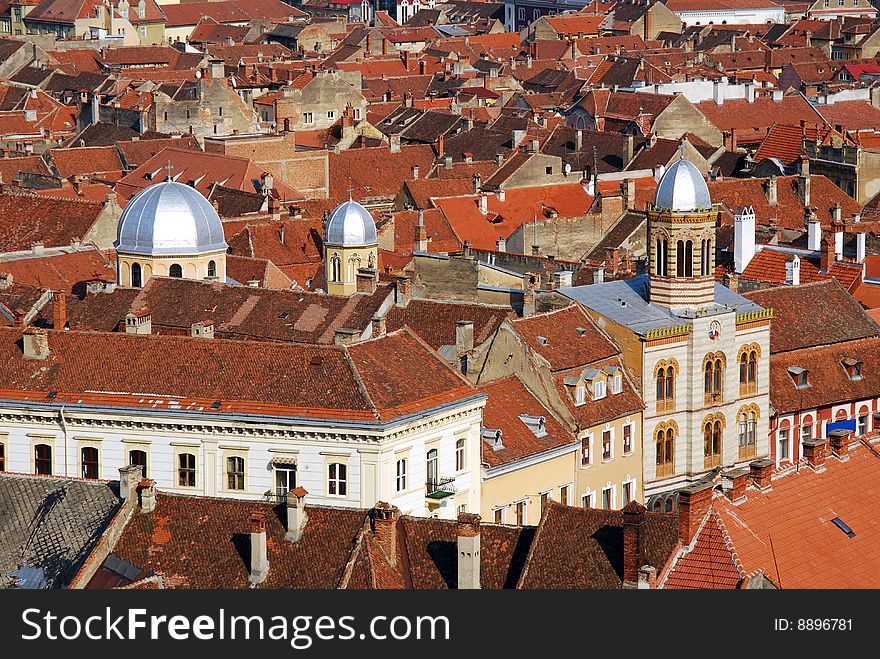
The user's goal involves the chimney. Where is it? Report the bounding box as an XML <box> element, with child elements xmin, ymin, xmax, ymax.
<box><xmin>496</xmin><ymin>237</ymin><xmax>507</xmax><ymax>252</ymax></box>
<box><xmin>807</xmin><ymin>214</ymin><xmax>821</xmax><ymax>251</ymax></box>
<box><xmin>495</xmin><ymin>152</ymin><xmax>504</xmax><ymax>166</ymax></box>
<box><xmin>356</xmin><ymin>267</ymin><xmax>379</xmax><ymax>294</ymax></box>
<box><xmin>371</xmin><ymin>314</ymin><xmax>386</xmax><ymax>337</ymax></box>
<box><xmin>138</xmin><ymin>479</ymin><xmax>156</xmax><ymax>513</ymax></box>
<box><xmin>0</xmin><ymin>272</ymin><xmax>12</xmax><ymax>290</ymax></box>
<box><xmin>797</xmin><ymin>156</ymin><xmax>810</xmax><ymax>206</ymax></box>
<box><xmin>622</xmin><ymin>501</ymin><xmax>647</xmax><ymax>587</ymax></box>
<box><xmin>722</xmin><ymin>468</ymin><xmax>749</xmax><ymax>503</ymax></box>
<box><xmin>334</xmin><ymin>328</ymin><xmax>360</xmax><ymax>346</ymax></box>
<box><xmin>437</xmin><ymin>133</ymin><xmax>445</xmax><ymax>159</ymax></box>
<box><xmin>820</xmin><ymin>231</ymin><xmax>835</xmax><ymax>272</ymax></box>
<box><xmin>828</xmin><ymin>429</ymin><xmax>853</xmax><ymax>460</ymax></box>
<box><xmin>832</xmin><ymin>214</ymin><xmax>844</xmax><ymax>259</ymax></box>
<box><xmin>248</xmin><ymin>513</ymin><xmax>269</xmax><ymax>585</ymax></box>
<box><xmin>624</xmin><ymin>177</ymin><xmax>636</xmax><ymax>210</ymax></box>
<box><xmin>118</xmin><ymin>464</ymin><xmax>143</xmax><ymax>503</ymax></box>
<box><xmin>676</xmin><ymin>482</ymin><xmax>714</xmax><ymax>546</ymax></box>
<box><xmin>857</xmin><ymin>232</ymin><xmax>866</xmax><ymax>262</ymax></box>
<box><xmin>444</xmin><ymin>155</ymin><xmax>453</xmax><ymax>169</ymax></box>
<box><xmin>478</xmin><ymin>193</ymin><xmax>488</xmax><ymax>214</ymax></box>
<box><xmin>396</xmin><ymin>276</ymin><xmax>412</xmax><ymax>307</ymax></box>
<box><xmin>389</xmin><ymin>134</ymin><xmax>401</xmax><ymax>153</ymax></box>
<box><xmin>802</xmin><ymin>438</ymin><xmax>826</xmax><ymax>472</ymax></box>
<box><xmin>372</xmin><ymin>502</ymin><xmax>400</xmax><ymax>566</ymax></box>
<box><xmin>734</xmin><ymin>206</ymin><xmax>756</xmax><ymax>274</ymax></box>
<box><xmin>52</xmin><ymin>291</ymin><xmax>67</xmax><ymax>330</ymax></box>
<box><xmin>765</xmin><ymin>176</ymin><xmax>777</xmax><ymax>206</ymax></box>
<box><xmin>22</xmin><ymin>328</ymin><xmax>49</xmax><ymax>360</ymax></box>
<box><xmin>456</xmin><ymin>513</ymin><xmax>481</xmax><ymax>589</ymax></box>
<box><xmin>785</xmin><ymin>255</ymin><xmax>801</xmax><ymax>286</ymax></box>
<box><xmin>456</xmin><ymin>320</ymin><xmax>474</xmax><ymax>353</ymax></box>
<box><xmin>749</xmin><ymin>459</ymin><xmax>773</xmax><ymax>491</ymax></box>
<box><xmin>463</xmin><ymin>152</ymin><xmax>473</xmax><ymax>164</ymax></box>
<box><xmin>191</xmin><ymin>320</ymin><xmax>214</xmax><ymax>338</ymax></box>
<box><xmin>472</xmin><ymin>174</ymin><xmax>481</xmax><ymax>194</ymax></box>
<box><xmin>124</xmin><ymin>309</ymin><xmax>151</xmax><ymax>334</ymax></box>
<box><xmin>624</xmin><ymin>134</ymin><xmax>634</xmax><ymax>165</ymax></box>
<box><xmin>285</xmin><ymin>486</ymin><xmax>308</xmax><ymax>542</ymax></box>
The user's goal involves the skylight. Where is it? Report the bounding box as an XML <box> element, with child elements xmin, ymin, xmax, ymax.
<box><xmin>831</xmin><ymin>517</ymin><xmax>855</xmax><ymax>538</ymax></box>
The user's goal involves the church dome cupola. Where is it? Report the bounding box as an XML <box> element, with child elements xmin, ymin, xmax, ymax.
<box><xmin>653</xmin><ymin>157</ymin><xmax>712</xmax><ymax>213</ymax></box>
<box><xmin>115</xmin><ymin>180</ymin><xmax>228</xmax><ymax>256</ymax></box>
<box><xmin>324</xmin><ymin>198</ymin><xmax>378</xmax><ymax>248</ymax></box>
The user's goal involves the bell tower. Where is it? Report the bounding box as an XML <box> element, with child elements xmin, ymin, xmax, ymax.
<box><xmin>648</xmin><ymin>152</ymin><xmax>718</xmax><ymax>310</ymax></box>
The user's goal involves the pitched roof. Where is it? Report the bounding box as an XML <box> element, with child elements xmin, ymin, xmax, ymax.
<box><xmin>384</xmin><ymin>298</ymin><xmax>511</xmax><ymax>351</ymax></box>
<box><xmin>47</xmin><ymin>145</ymin><xmax>124</xmax><ymax>179</ymax></box>
<box><xmin>696</xmin><ymin>95</ymin><xmax>823</xmax><ymax>145</ymax></box>
<box><xmin>739</xmin><ymin>247</ymin><xmax>862</xmax><ymax>291</ymax></box>
<box><xmin>663</xmin><ymin>511</ymin><xmax>743</xmax><ymax>589</ymax></box>
<box><xmin>0</xmin><ymin>192</ymin><xmax>106</xmax><ymax>251</ymax></box>
<box><xmin>0</xmin><ymin>247</ymin><xmax>115</xmax><ymax>293</ymax></box>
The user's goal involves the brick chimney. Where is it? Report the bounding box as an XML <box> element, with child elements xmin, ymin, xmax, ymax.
<box><xmin>437</xmin><ymin>133</ymin><xmax>445</xmax><ymax>159</ymax></box>
<box><xmin>395</xmin><ymin>276</ymin><xmax>412</xmax><ymax>307</ymax></box>
<box><xmin>249</xmin><ymin>512</ymin><xmax>269</xmax><ymax>585</ymax></box>
<box><xmin>22</xmin><ymin>327</ymin><xmax>49</xmax><ymax>360</ymax></box>
<box><xmin>356</xmin><ymin>267</ymin><xmax>379</xmax><ymax>294</ymax></box>
<box><xmin>749</xmin><ymin>459</ymin><xmax>773</xmax><ymax>491</ymax></box>
<box><xmin>676</xmin><ymin>482</ymin><xmax>714</xmax><ymax>546</ymax></box>
<box><xmin>415</xmin><ymin>210</ymin><xmax>428</xmax><ymax>252</ymax></box>
<box><xmin>138</xmin><ymin>479</ymin><xmax>156</xmax><ymax>513</ymax></box>
<box><xmin>622</xmin><ymin>500</ymin><xmax>647</xmax><ymax>587</ymax></box>
<box><xmin>52</xmin><ymin>291</ymin><xmax>67</xmax><ymax>330</ymax></box>
<box><xmin>802</xmin><ymin>438</ymin><xmax>826</xmax><ymax>472</ymax></box>
<box><xmin>285</xmin><ymin>486</ymin><xmax>308</xmax><ymax>542</ymax></box>
<box><xmin>457</xmin><ymin>513</ymin><xmax>481</xmax><ymax>589</ymax></box>
<box><xmin>820</xmin><ymin>231</ymin><xmax>835</xmax><ymax>273</ymax></box>
<box><xmin>722</xmin><ymin>467</ymin><xmax>749</xmax><ymax>503</ymax></box>
<box><xmin>371</xmin><ymin>314</ymin><xmax>386</xmax><ymax>337</ymax></box>
<box><xmin>828</xmin><ymin>429</ymin><xmax>852</xmax><ymax>460</ymax></box>
<box><xmin>372</xmin><ymin>502</ymin><xmax>400</xmax><ymax>566</ymax></box>
<box><xmin>334</xmin><ymin>327</ymin><xmax>360</xmax><ymax>346</ymax></box>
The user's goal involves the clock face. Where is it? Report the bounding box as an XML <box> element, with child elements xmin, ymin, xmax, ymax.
<box><xmin>709</xmin><ymin>321</ymin><xmax>721</xmax><ymax>341</ymax></box>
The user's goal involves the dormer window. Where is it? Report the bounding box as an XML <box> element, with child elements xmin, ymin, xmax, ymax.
<box><xmin>788</xmin><ymin>366</ymin><xmax>810</xmax><ymax>389</ymax></box>
<box><xmin>536</xmin><ymin>335</ymin><xmax>549</xmax><ymax>346</ymax></box>
<box><xmin>593</xmin><ymin>378</ymin><xmax>606</xmax><ymax>400</ymax></box>
<box><xmin>611</xmin><ymin>372</ymin><xmax>622</xmax><ymax>394</ymax></box>
<box><xmin>576</xmin><ymin>385</ymin><xmax>586</xmax><ymax>405</ymax></box>
<box><xmin>481</xmin><ymin>428</ymin><xmax>504</xmax><ymax>450</ymax></box>
<box><xmin>843</xmin><ymin>358</ymin><xmax>862</xmax><ymax>381</ymax></box>
<box><xmin>519</xmin><ymin>414</ymin><xmax>547</xmax><ymax>438</ymax></box>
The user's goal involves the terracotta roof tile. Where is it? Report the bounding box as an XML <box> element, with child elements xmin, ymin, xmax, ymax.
<box><xmin>663</xmin><ymin>512</ymin><xmax>742</xmax><ymax>589</ymax></box>
<box><xmin>512</xmin><ymin>305</ymin><xmax>618</xmax><ymax>372</ymax></box>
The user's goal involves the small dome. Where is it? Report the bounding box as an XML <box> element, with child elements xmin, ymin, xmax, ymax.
<box><xmin>115</xmin><ymin>181</ymin><xmax>228</xmax><ymax>256</ymax></box>
<box><xmin>653</xmin><ymin>158</ymin><xmax>712</xmax><ymax>212</ymax></box>
<box><xmin>325</xmin><ymin>199</ymin><xmax>377</xmax><ymax>247</ymax></box>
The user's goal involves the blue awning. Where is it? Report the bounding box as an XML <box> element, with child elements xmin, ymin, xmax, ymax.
<box><xmin>827</xmin><ymin>419</ymin><xmax>857</xmax><ymax>434</ymax></box>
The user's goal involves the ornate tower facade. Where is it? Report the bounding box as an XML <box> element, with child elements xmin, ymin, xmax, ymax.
<box><xmin>647</xmin><ymin>157</ymin><xmax>718</xmax><ymax>309</ymax></box>
<box><xmin>324</xmin><ymin>199</ymin><xmax>379</xmax><ymax>296</ymax></box>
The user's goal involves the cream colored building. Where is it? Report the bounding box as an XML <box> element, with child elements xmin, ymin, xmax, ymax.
<box><xmin>115</xmin><ymin>179</ymin><xmax>228</xmax><ymax>287</ymax></box>
<box><xmin>561</xmin><ymin>155</ymin><xmax>772</xmax><ymax>510</ymax></box>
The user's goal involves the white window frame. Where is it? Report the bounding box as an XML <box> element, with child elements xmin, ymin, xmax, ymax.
<box><xmin>611</xmin><ymin>372</ymin><xmax>622</xmax><ymax>394</ymax></box>
<box><xmin>622</xmin><ymin>422</ymin><xmax>634</xmax><ymax>455</ymax></box>
<box><xmin>622</xmin><ymin>478</ymin><xmax>636</xmax><ymax>505</ymax></box>
<box><xmin>493</xmin><ymin>506</ymin><xmax>506</xmax><ymax>524</ymax></box>
<box><xmin>582</xmin><ymin>491</ymin><xmax>595</xmax><ymax>508</ymax></box>
<box><xmin>514</xmin><ymin>498</ymin><xmax>528</xmax><ymax>525</ymax></box>
<box><xmin>601</xmin><ymin>427</ymin><xmax>614</xmax><ymax>462</ymax></box>
<box><xmin>327</xmin><ymin>110</ymin><xmax>336</xmax><ymax>120</ymax></box>
<box><xmin>576</xmin><ymin>384</ymin><xmax>586</xmax><ymax>405</ymax></box>
<box><xmin>224</xmin><ymin>453</ymin><xmax>247</xmax><ymax>492</ymax></box>
<box><xmin>395</xmin><ymin>457</ymin><xmax>407</xmax><ymax>492</ymax></box>
<box><xmin>581</xmin><ymin>433</ymin><xmax>593</xmax><ymax>466</ymax></box>
<box><xmin>559</xmin><ymin>483</ymin><xmax>572</xmax><ymax>506</ymax></box>
<box><xmin>455</xmin><ymin>437</ymin><xmax>466</xmax><ymax>472</ymax></box>
<box><xmin>601</xmin><ymin>484</ymin><xmax>615</xmax><ymax>510</ymax></box>
<box><xmin>327</xmin><ymin>462</ymin><xmax>348</xmax><ymax>498</ymax></box>
<box><xmin>593</xmin><ymin>378</ymin><xmax>607</xmax><ymax>400</ymax></box>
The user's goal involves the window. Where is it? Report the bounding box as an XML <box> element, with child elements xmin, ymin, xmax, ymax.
<box><xmin>576</xmin><ymin>385</ymin><xmax>586</xmax><ymax>405</ymax></box>
<box><xmin>35</xmin><ymin>444</ymin><xmax>52</xmax><ymax>475</ymax></box>
<box><xmin>494</xmin><ymin>508</ymin><xmax>504</xmax><ymax>523</ymax></box>
<box><xmin>455</xmin><ymin>438</ymin><xmax>465</xmax><ymax>471</ymax></box>
<box><xmin>801</xmin><ymin>419</ymin><xmax>813</xmax><ymax>442</ymax></box>
<box><xmin>655</xmin><ymin>238</ymin><xmax>668</xmax><ymax>276</ymax></box>
<box><xmin>0</xmin><ymin>442</ymin><xmax>4</xmax><ymax>471</ymax></box>
<box><xmin>226</xmin><ymin>456</ymin><xmax>245</xmax><ymax>490</ymax></box>
<box><xmin>610</xmin><ymin>372</ymin><xmax>622</xmax><ymax>394</ymax></box>
<box><xmin>354</xmin><ymin>108</ymin><xmax>361</xmax><ymax>120</ymax></box>
<box><xmin>581</xmin><ymin>434</ymin><xmax>592</xmax><ymax>466</ymax></box>
<box><xmin>395</xmin><ymin>458</ymin><xmax>407</xmax><ymax>492</ymax></box>
<box><xmin>623</xmin><ymin>425</ymin><xmax>633</xmax><ymax>454</ymax></box>
<box><xmin>858</xmin><ymin>408</ymin><xmax>869</xmax><ymax>435</ymax></box>
<box><xmin>169</xmin><ymin>263</ymin><xmax>183</xmax><ymax>278</ymax></box>
<box><xmin>540</xmin><ymin>491</ymin><xmax>550</xmax><ymax>514</ymax></box>
<box><xmin>844</xmin><ymin>359</ymin><xmax>863</xmax><ymax>381</ymax></box>
<box><xmin>559</xmin><ymin>485</ymin><xmax>569</xmax><ymax>506</ymax></box>
<box><xmin>676</xmin><ymin>240</ymin><xmax>693</xmax><ymax>277</ymax></box>
<box><xmin>655</xmin><ymin>362</ymin><xmax>675</xmax><ymax>413</ymax></box>
<box><xmin>81</xmin><ymin>447</ymin><xmax>99</xmax><ymax>480</ymax></box>
<box><xmin>515</xmin><ymin>500</ymin><xmax>525</xmax><ymax>525</ymax></box>
<box><xmin>426</xmin><ymin>448</ymin><xmax>438</xmax><ymax>488</ymax></box>
<box><xmin>738</xmin><ymin>407</ymin><xmax>758</xmax><ymax>460</ymax></box>
<box><xmin>328</xmin><ymin>462</ymin><xmax>347</xmax><ymax>496</ymax></box>
<box><xmin>703</xmin><ymin>419</ymin><xmax>722</xmax><ymax>468</ymax></box>
<box><xmin>207</xmin><ymin>260</ymin><xmax>216</xmax><ymax>278</ymax></box>
<box><xmin>582</xmin><ymin>492</ymin><xmax>594</xmax><ymax>508</ymax></box>
<box><xmin>545</xmin><ymin>166</ymin><xmax>553</xmax><ymax>175</ymax></box>
<box><xmin>602</xmin><ymin>430</ymin><xmax>613</xmax><ymax>461</ymax></box>
<box><xmin>178</xmin><ymin>453</ymin><xmax>196</xmax><ymax>487</ymax></box>
<box><xmin>457</xmin><ymin>504</ymin><xmax>467</xmax><ymax>515</ymax></box>
<box><xmin>304</xmin><ymin>112</ymin><xmax>314</xmax><ymax>124</ymax></box>
<box><xmin>622</xmin><ymin>481</ymin><xmax>633</xmax><ymax>504</ymax></box>
<box><xmin>327</xmin><ymin>110</ymin><xmax>335</xmax><ymax>120</ymax></box>
<box><xmin>131</xmin><ymin>262</ymin><xmax>142</xmax><ymax>287</ymax></box>
<box><xmin>740</xmin><ymin>346</ymin><xmax>759</xmax><ymax>395</ymax></box>
<box><xmin>330</xmin><ymin>253</ymin><xmax>341</xmax><ymax>282</ymax></box>
<box><xmin>129</xmin><ymin>450</ymin><xmax>147</xmax><ymax>478</ymax></box>
<box><xmin>778</xmin><ymin>429</ymin><xmax>790</xmax><ymax>461</ymax></box>
<box><xmin>275</xmin><ymin>464</ymin><xmax>297</xmax><ymax>498</ymax></box>
<box><xmin>602</xmin><ymin>486</ymin><xmax>613</xmax><ymax>510</ymax></box>
<box><xmin>593</xmin><ymin>378</ymin><xmax>606</xmax><ymax>400</ymax></box>
<box><xmin>704</xmin><ymin>355</ymin><xmax>724</xmax><ymax>404</ymax></box>
<box><xmin>656</xmin><ymin>426</ymin><xmax>674</xmax><ymax>477</ymax></box>
<box><xmin>140</xmin><ymin>27</ymin><xmax>147</xmax><ymax>39</ymax></box>
<box><xmin>701</xmin><ymin>238</ymin><xmax>713</xmax><ymax>276</ymax></box>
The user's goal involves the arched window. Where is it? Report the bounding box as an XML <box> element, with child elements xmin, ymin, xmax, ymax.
<box><xmin>704</xmin><ymin>238</ymin><xmax>712</xmax><ymax>275</ymax></box>
<box><xmin>368</xmin><ymin>251</ymin><xmax>375</xmax><ymax>269</ymax></box>
<box><xmin>656</xmin><ymin>427</ymin><xmax>675</xmax><ymax>478</ymax></box>
<box><xmin>655</xmin><ymin>238</ymin><xmax>668</xmax><ymax>276</ymax></box>
<box><xmin>330</xmin><ymin>253</ymin><xmax>341</xmax><ymax>282</ymax></box>
<box><xmin>81</xmin><ymin>447</ymin><xmax>99</xmax><ymax>479</ymax></box>
<box><xmin>129</xmin><ymin>449</ymin><xmax>147</xmax><ymax>478</ymax></box>
<box><xmin>131</xmin><ymin>262</ymin><xmax>142</xmax><ymax>288</ymax></box>
<box><xmin>704</xmin><ymin>355</ymin><xmax>724</xmax><ymax>404</ymax></box>
<box><xmin>739</xmin><ymin>345</ymin><xmax>759</xmax><ymax>395</ymax></box>
<box><xmin>684</xmin><ymin>240</ymin><xmax>693</xmax><ymax>277</ymax></box>
<box><xmin>426</xmin><ymin>448</ymin><xmax>439</xmax><ymax>488</ymax></box>
<box><xmin>207</xmin><ymin>260</ymin><xmax>216</xmax><ymax>278</ymax></box>
<box><xmin>704</xmin><ymin>419</ymin><xmax>722</xmax><ymax>468</ymax></box>
<box><xmin>676</xmin><ymin>240</ymin><xmax>685</xmax><ymax>277</ymax></box>
<box><xmin>655</xmin><ymin>360</ymin><xmax>676</xmax><ymax>413</ymax></box>
<box><xmin>738</xmin><ymin>406</ymin><xmax>758</xmax><ymax>460</ymax></box>
<box><xmin>328</xmin><ymin>462</ymin><xmax>347</xmax><ymax>496</ymax></box>
<box><xmin>169</xmin><ymin>263</ymin><xmax>183</xmax><ymax>278</ymax></box>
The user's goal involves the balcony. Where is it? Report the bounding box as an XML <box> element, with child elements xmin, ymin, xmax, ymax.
<box><xmin>426</xmin><ymin>477</ymin><xmax>457</xmax><ymax>500</ymax></box>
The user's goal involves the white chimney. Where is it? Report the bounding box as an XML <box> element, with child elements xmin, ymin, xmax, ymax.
<box><xmin>248</xmin><ymin>513</ymin><xmax>269</xmax><ymax>585</ymax></box>
<box><xmin>285</xmin><ymin>487</ymin><xmax>308</xmax><ymax>542</ymax></box>
<box><xmin>807</xmin><ymin>218</ymin><xmax>821</xmax><ymax>251</ymax></box>
<box><xmin>834</xmin><ymin>226</ymin><xmax>844</xmax><ymax>259</ymax></box>
<box><xmin>785</xmin><ymin>255</ymin><xmax>801</xmax><ymax>286</ymax></box>
<box><xmin>478</xmin><ymin>193</ymin><xmax>488</xmax><ymax>214</ymax></box>
<box><xmin>857</xmin><ymin>232</ymin><xmax>866</xmax><ymax>263</ymax></box>
<box><xmin>734</xmin><ymin>206</ymin><xmax>756</xmax><ymax>274</ymax></box>
<box><xmin>713</xmin><ymin>80</ymin><xmax>724</xmax><ymax>105</ymax></box>
<box><xmin>457</xmin><ymin>514</ymin><xmax>481</xmax><ymax>589</ymax></box>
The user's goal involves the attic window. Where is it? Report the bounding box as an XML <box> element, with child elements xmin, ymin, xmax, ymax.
<box><xmin>211</xmin><ymin>401</ymin><xmax>221</xmax><ymax>409</ymax></box>
<box><xmin>787</xmin><ymin>366</ymin><xmax>810</xmax><ymax>389</ymax></box>
<box><xmin>593</xmin><ymin>378</ymin><xmax>607</xmax><ymax>400</ymax></box>
<box><xmin>842</xmin><ymin>358</ymin><xmax>862</xmax><ymax>381</ymax></box>
<box><xmin>831</xmin><ymin>517</ymin><xmax>855</xmax><ymax>538</ymax></box>
<box><xmin>536</xmin><ymin>336</ymin><xmax>549</xmax><ymax>346</ymax></box>
<box><xmin>575</xmin><ymin>327</ymin><xmax>587</xmax><ymax>336</ymax></box>
<box><xmin>481</xmin><ymin>428</ymin><xmax>504</xmax><ymax>450</ymax></box>
<box><xmin>279</xmin><ymin>311</ymin><xmax>290</xmax><ymax>319</ymax></box>
<box><xmin>519</xmin><ymin>414</ymin><xmax>547</xmax><ymax>438</ymax></box>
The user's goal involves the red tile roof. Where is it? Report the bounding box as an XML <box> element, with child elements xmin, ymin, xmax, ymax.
<box><xmin>663</xmin><ymin>512</ymin><xmax>743</xmax><ymax>589</ymax></box>
<box><xmin>385</xmin><ymin>298</ymin><xmax>511</xmax><ymax>351</ymax></box>
<box><xmin>696</xmin><ymin>95</ymin><xmax>823</xmax><ymax>145</ymax></box>
<box><xmin>740</xmin><ymin>247</ymin><xmax>862</xmax><ymax>291</ymax></box>
<box><xmin>48</xmin><ymin>146</ymin><xmax>124</xmax><ymax>179</ymax></box>
<box><xmin>0</xmin><ymin>247</ymin><xmax>114</xmax><ymax>293</ymax></box>
<box><xmin>0</xmin><ymin>192</ymin><xmax>107</xmax><ymax>251</ymax></box>
<box><xmin>161</xmin><ymin>0</ymin><xmax>303</xmax><ymax>27</ymax></box>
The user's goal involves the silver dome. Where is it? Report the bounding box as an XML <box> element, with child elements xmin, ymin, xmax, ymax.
<box><xmin>324</xmin><ymin>199</ymin><xmax>377</xmax><ymax>247</ymax></box>
<box><xmin>653</xmin><ymin>158</ymin><xmax>712</xmax><ymax>212</ymax></box>
<box><xmin>115</xmin><ymin>181</ymin><xmax>228</xmax><ymax>256</ymax></box>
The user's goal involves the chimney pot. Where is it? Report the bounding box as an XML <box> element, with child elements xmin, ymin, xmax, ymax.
<box><xmin>749</xmin><ymin>459</ymin><xmax>774</xmax><ymax>490</ymax></box>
